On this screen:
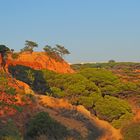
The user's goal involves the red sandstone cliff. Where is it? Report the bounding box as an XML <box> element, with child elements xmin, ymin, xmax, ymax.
<box><xmin>0</xmin><ymin>52</ymin><xmax>74</xmax><ymax>73</ymax></box>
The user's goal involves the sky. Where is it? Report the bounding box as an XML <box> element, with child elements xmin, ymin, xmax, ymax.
<box><xmin>0</xmin><ymin>0</ymin><xmax>140</xmax><ymax>63</ymax></box>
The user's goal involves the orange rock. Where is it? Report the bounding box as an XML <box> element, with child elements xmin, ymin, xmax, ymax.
<box><xmin>134</xmin><ymin>69</ymin><xmax>140</xmax><ymax>73</ymax></box>
<box><xmin>2</xmin><ymin>52</ymin><xmax>74</xmax><ymax>73</ymax></box>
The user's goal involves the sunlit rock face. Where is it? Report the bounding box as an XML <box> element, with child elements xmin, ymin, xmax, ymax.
<box><xmin>1</xmin><ymin>52</ymin><xmax>74</xmax><ymax>73</ymax></box>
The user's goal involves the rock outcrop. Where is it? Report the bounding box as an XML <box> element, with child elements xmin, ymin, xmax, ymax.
<box><xmin>0</xmin><ymin>52</ymin><xmax>74</xmax><ymax>73</ymax></box>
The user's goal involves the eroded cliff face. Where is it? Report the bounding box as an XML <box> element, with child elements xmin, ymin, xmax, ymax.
<box><xmin>0</xmin><ymin>52</ymin><xmax>74</xmax><ymax>73</ymax></box>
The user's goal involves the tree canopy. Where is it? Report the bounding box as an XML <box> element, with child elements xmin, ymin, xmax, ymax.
<box><xmin>43</xmin><ymin>44</ymin><xmax>70</xmax><ymax>61</ymax></box>
<box><xmin>55</xmin><ymin>44</ymin><xmax>70</xmax><ymax>57</ymax></box>
<box><xmin>20</xmin><ymin>40</ymin><xmax>38</xmax><ymax>53</ymax></box>
<box><xmin>0</xmin><ymin>45</ymin><xmax>10</xmax><ymax>53</ymax></box>
<box><xmin>0</xmin><ymin>45</ymin><xmax>10</xmax><ymax>71</ymax></box>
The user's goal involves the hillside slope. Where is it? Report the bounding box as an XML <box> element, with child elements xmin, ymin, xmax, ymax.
<box><xmin>36</xmin><ymin>95</ymin><xmax>122</xmax><ymax>140</ymax></box>
<box><xmin>0</xmin><ymin>71</ymin><xmax>122</xmax><ymax>140</ymax></box>
<box><xmin>0</xmin><ymin>52</ymin><xmax>74</xmax><ymax>73</ymax></box>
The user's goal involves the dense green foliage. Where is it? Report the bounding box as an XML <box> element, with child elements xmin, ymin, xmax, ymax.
<box><xmin>43</xmin><ymin>69</ymin><xmax>101</xmax><ymax>105</ymax></box>
<box><xmin>24</xmin><ymin>112</ymin><xmax>68</xmax><ymax>140</ymax></box>
<box><xmin>94</xmin><ymin>95</ymin><xmax>132</xmax><ymax>127</ymax></box>
<box><xmin>8</xmin><ymin>65</ymin><xmax>51</xmax><ymax>94</ymax></box>
<box><xmin>79</xmin><ymin>68</ymin><xmax>121</xmax><ymax>95</ymax></box>
<box><xmin>42</xmin><ymin>68</ymin><xmax>134</xmax><ymax>128</ymax></box>
<box><xmin>79</xmin><ymin>68</ymin><xmax>139</xmax><ymax>96</ymax></box>
<box><xmin>7</xmin><ymin>64</ymin><xmax>137</xmax><ymax>130</ymax></box>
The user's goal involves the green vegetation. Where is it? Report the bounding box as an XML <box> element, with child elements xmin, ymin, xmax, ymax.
<box><xmin>24</xmin><ymin>112</ymin><xmax>68</xmax><ymax>140</ymax></box>
<box><xmin>42</xmin><ymin>69</ymin><xmax>101</xmax><ymax>105</ymax></box>
<box><xmin>41</xmin><ymin>68</ymin><xmax>134</xmax><ymax>128</ymax></box>
<box><xmin>112</xmin><ymin>112</ymin><xmax>133</xmax><ymax>129</ymax></box>
<box><xmin>43</xmin><ymin>44</ymin><xmax>70</xmax><ymax>61</ymax></box>
<box><xmin>55</xmin><ymin>44</ymin><xmax>70</xmax><ymax>57</ymax></box>
<box><xmin>79</xmin><ymin>68</ymin><xmax>121</xmax><ymax>95</ymax></box>
<box><xmin>108</xmin><ymin>59</ymin><xmax>116</xmax><ymax>63</ymax></box>
<box><xmin>0</xmin><ymin>119</ymin><xmax>22</xmax><ymax>140</ymax></box>
<box><xmin>79</xmin><ymin>93</ymin><xmax>101</xmax><ymax>108</ymax></box>
<box><xmin>0</xmin><ymin>45</ymin><xmax>10</xmax><ymax>71</ymax></box>
<box><xmin>20</xmin><ymin>40</ymin><xmax>38</xmax><ymax>53</ymax></box>
<box><xmin>11</xmin><ymin>52</ymin><xmax>19</xmax><ymax>59</ymax></box>
<box><xmin>72</xmin><ymin>62</ymin><xmax>140</xmax><ymax>70</ymax></box>
<box><xmin>2</xmin><ymin>41</ymin><xmax>140</xmax><ymax>139</ymax></box>
<box><xmin>42</xmin><ymin>68</ymin><xmax>136</xmax><ymax>128</ymax></box>
<box><xmin>8</xmin><ymin>65</ymin><xmax>51</xmax><ymax>94</ymax></box>
<box><xmin>1</xmin><ymin>50</ymin><xmax>139</xmax><ymax>139</ymax></box>
<box><xmin>8</xmin><ymin>64</ymin><xmax>136</xmax><ymax>129</ymax></box>
<box><xmin>43</xmin><ymin>45</ymin><xmax>62</xmax><ymax>61</ymax></box>
<box><xmin>79</xmin><ymin>68</ymin><xmax>139</xmax><ymax>96</ymax></box>
<box><xmin>122</xmin><ymin>122</ymin><xmax>140</xmax><ymax>140</ymax></box>
<box><xmin>0</xmin><ymin>72</ymin><xmax>23</xmax><ymax>114</ymax></box>
<box><xmin>50</xmin><ymin>87</ymin><xmax>65</xmax><ymax>98</ymax></box>
<box><xmin>94</xmin><ymin>95</ymin><xmax>132</xmax><ymax>127</ymax></box>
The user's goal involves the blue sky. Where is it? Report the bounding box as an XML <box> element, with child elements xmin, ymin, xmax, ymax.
<box><xmin>0</xmin><ymin>0</ymin><xmax>140</xmax><ymax>63</ymax></box>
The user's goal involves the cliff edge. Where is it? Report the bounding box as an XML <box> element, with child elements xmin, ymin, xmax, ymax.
<box><xmin>0</xmin><ymin>52</ymin><xmax>74</xmax><ymax>73</ymax></box>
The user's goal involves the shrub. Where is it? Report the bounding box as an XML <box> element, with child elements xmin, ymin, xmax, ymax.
<box><xmin>122</xmin><ymin>122</ymin><xmax>140</xmax><ymax>140</ymax></box>
<box><xmin>79</xmin><ymin>68</ymin><xmax>121</xmax><ymax>95</ymax></box>
<box><xmin>94</xmin><ymin>96</ymin><xmax>132</xmax><ymax>125</ymax></box>
<box><xmin>42</xmin><ymin>70</ymin><xmax>101</xmax><ymax>105</ymax></box>
<box><xmin>11</xmin><ymin>53</ymin><xmax>19</xmax><ymax>59</ymax></box>
<box><xmin>8</xmin><ymin>65</ymin><xmax>51</xmax><ymax>94</ymax></box>
<box><xmin>111</xmin><ymin>112</ymin><xmax>133</xmax><ymax>129</ymax></box>
<box><xmin>24</xmin><ymin>112</ymin><xmax>68</xmax><ymax>140</ymax></box>
<box><xmin>51</xmin><ymin>87</ymin><xmax>65</xmax><ymax>98</ymax></box>
<box><xmin>79</xmin><ymin>93</ymin><xmax>102</xmax><ymax>108</ymax></box>
<box><xmin>0</xmin><ymin>119</ymin><xmax>22</xmax><ymax>140</ymax></box>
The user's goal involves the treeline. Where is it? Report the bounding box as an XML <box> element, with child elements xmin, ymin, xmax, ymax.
<box><xmin>72</xmin><ymin>62</ymin><xmax>140</xmax><ymax>71</ymax></box>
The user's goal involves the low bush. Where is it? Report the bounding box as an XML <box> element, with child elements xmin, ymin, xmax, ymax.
<box><xmin>94</xmin><ymin>95</ymin><xmax>132</xmax><ymax>128</ymax></box>
<box><xmin>43</xmin><ymin>70</ymin><xmax>101</xmax><ymax>105</ymax></box>
<box><xmin>0</xmin><ymin>119</ymin><xmax>22</xmax><ymax>140</ymax></box>
<box><xmin>24</xmin><ymin>112</ymin><xmax>68</xmax><ymax>140</ymax></box>
<box><xmin>79</xmin><ymin>68</ymin><xmax>121</xmax><ymax>95</ymax></box>
<box><xmin>8</xmin><ymin>65</ymin><xmax>51</xmax><ymax>94</ymax></box>
<box><xmin>11</xmin><ymin>53</ymin><xmax>19</xmax><ymax>59</ymax></box>
<box><xmin>122</xmin><ymin>122</ymin><xmax>140</xmax><ymax>140</ymax></box>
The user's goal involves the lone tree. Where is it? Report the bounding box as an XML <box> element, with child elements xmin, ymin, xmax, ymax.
<box><xmin>11</xmin><ymin>49</ymin><xmax>14</xmax><ymax>53</ymax></box>
<box><xmin>108</xmin><ymin>59</ymin><xmax>116</xmax><ymax>63</ymax></box>
<box><xmin>0</xmin><ymin>45</ymin><xmax>10</xmax><ymax>71</ymax></box>
<box><xmin>21</xmin><ymin>40</ymin><xmax>38</xmax><ymax>53</ymax></box>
